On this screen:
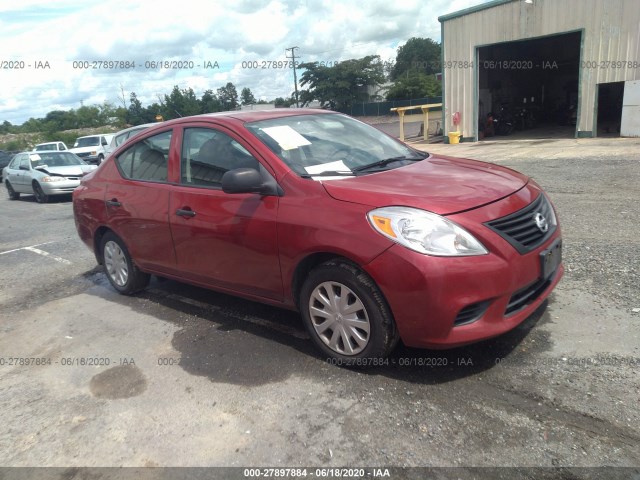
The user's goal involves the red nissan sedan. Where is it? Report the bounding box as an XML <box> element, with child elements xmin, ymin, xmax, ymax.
<box><xmin>73</xmin><ymin>109</ymin><xmax>563</xmax><ymax>363</ymax></box>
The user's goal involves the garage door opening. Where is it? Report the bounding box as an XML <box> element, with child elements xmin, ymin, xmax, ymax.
<box><xmin>596</xmin><ymin>82</ymin><xmax>624</xmax><ymax>137</ymax></box>
<box><xmin>478</xmin><ymin>31</ymin><xmax>581</xmax><ymax>140</ymax></box>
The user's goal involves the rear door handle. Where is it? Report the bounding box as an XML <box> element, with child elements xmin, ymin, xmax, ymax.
<box><xmin>176</xmin><ymin>208</ymin><xmax>196</xmax><ymax>218</ymax></box>
<box><xmin>106</xmin><ymin>199</ymin><xmax>121</xmax><ymax>207</ymax></box>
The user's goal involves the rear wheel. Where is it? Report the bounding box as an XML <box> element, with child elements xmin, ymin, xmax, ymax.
<box><xmin>300</xmin><ymin>260</ymin><xmax>398</xmax><ymax>365</ymax></box>
<box><xmin>32</xmin><ymin>182</ymin><xmax>49</xmax><ymax>203</ymax></box>
<box><xmin>100</xmin><ymin>232</ymin><xmax>150</xmax><ymax>294</ymax></box>
<box><xmin>6</xmin><ymin>181</ymin><xmax>20</xmax><ymax>200</ymax></box>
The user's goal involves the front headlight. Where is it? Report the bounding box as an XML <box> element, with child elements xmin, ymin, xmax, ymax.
<box><xmin>368</xmin><ymin>206</ymin><xmax>488</xmax><ymax>256</ymax></box>
<box><xmin>41</xmin><ymin>176</ymin><xmax>64</xmax><ymax>182</ymax></box>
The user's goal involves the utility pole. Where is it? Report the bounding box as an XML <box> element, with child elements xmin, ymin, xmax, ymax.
<box><xmin>285</xmin><ymin>46</ymin><xmax>300</xmax><ymax>107</ymax></box>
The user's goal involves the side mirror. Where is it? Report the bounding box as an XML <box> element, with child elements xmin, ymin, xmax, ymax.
<box><xmin>222</xmin><ymin>168</ymin><xmax>265</xmax><ymax>194</ymax></box>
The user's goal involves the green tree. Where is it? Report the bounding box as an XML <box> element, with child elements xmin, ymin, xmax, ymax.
<box><xmin>386</xmin><ymin>72</ymin><xmax>441</xmax><ymax>100</ymax></box>
<box><xmin>298</xmin><ymin>55</ymin><xmax>385</xmax><ymax>111</ymax></box>
<box><xmin>76</xmin><ymin>105</ymin><xmax>102</xmax><ymax>128</ymax></box>
<box><xmin>21</xmin><ymin>117</ymin><xmax>45</xmax><ymax>133</ymax></box>
<box><xmin>390</xmin><ymin>37</ymin><xmax>441</xmax><ymax>80</ymax></box>
<box><xmin>217</xmin><ymin>82</ymin><xmax>239</xmax><ymax>111</ymax></box>
<box><xmin>0</xmin><ymin>120</ymin><xmax>13</xmax><ymax>133</ymax></box>
<box><xmin>163</xmin><ymin>86</ymin><xmax>201</xmax><ymax>119</ymax></box>
<box><xmin>126</xmin><ymin>93</ymin><xmax>148</xmax><ymax>125</ymax></box>
<box><xmin>274</xmin><ymin>96</ymin><xmax>295</xmax><ymax>108</ymax></box>
<box><xmin>146</xmin><ymin>102</ymin><xmax>164</xmax><ymax>122</ymax></box>
<box><xmin>240</xmin><ymin>87</ymin><xmax>257</xmax><ymax>105</ymax></box>
<box><xmin>200</xmin><ymin>89</ymin><xmax>222</xmax><ymax>113</ymax></box>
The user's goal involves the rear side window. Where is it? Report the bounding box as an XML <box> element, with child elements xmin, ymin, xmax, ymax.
<box><xmin>9</xmin><ymin>155</ymin><xmax>23</xmax><ymax>169</ymax></box>
<box><xmin>115</xmin><ymin>131</ymin><xmax>172</xmax><ymax>182</ymax></box>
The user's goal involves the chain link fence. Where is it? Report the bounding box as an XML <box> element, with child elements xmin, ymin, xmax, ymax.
<box><xmin>342</xmin><ymin>97</ymin><xmax>443</xmax><ymax>117</ymax></box>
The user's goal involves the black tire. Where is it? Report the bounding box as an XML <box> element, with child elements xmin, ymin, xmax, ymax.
<box><xmin>6</xmin><ymin>181</ymin><xmax>20</xmax><ymax>200</ymax></box>
<box><xmin>300</xmin><ymin>260</ymin><xmax>399</xmax><ymax>365</ymax></box>
<box><xmin>32</xmin><ymin>182</ymin><xmax>49</xmax><ymax>203</ymax></box>
<box><xmin>98</xmin><ymin>154</ymin><xmax>104</xmax><ymax>165</ymax></box>
<box><xmin>100</xmin><ymin>231</ymin><xmax>150</xmax><ymax>295</ymax></box>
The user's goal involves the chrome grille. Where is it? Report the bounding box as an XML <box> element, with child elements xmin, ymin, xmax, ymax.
<box><xmin>485</xmin><ymin>194</ymin><xmax>556</xmax><ymax>254</ymax></box>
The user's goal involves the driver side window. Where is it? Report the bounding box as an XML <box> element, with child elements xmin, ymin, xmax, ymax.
<box><xmin>180</xmin><ymin>128</ymin><xmax>259</xmax><ymax>188</ymax></box>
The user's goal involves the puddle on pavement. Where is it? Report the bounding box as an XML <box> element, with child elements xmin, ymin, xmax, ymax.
<box><xmin>89</xmin><ymin>364</ymin><xmax>147</xmax><ymax>399</ymax></box>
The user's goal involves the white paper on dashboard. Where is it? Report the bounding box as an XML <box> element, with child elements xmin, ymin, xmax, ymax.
<box><xmin>261</xmin><ymin>126</ymin><xmax>312</xmax><ymax>150</ymax></box>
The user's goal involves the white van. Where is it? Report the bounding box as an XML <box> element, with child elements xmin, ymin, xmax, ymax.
<box><xmin>69</xmin><ymin>134</ymin><xmax>114</xmax><ymax>165</ymax></box>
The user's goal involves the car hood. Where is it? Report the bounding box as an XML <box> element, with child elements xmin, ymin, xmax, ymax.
<box><xmin>320</xmin><ymin>154</ymin><xmax>529</xmax><ymax>215</ymax></box>
<box><xmin>36</xmin><ymin>165</ymin><xmax>96</xmax><ymax>176</ymax></box>
<box><xmin>69</xmin><ymin>146</ymin><xmax>99</xmax><ymax>153</ymax></box>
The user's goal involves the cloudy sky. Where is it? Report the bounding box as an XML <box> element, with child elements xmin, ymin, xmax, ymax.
<box><xmin>0</xmin><ymin>0</ymin><xmax>488</xmax><ymax>125</ymax></box>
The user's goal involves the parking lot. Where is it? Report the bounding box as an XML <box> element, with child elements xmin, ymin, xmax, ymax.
<box><xmin>0</xmin><ymin>137</ymin><xmax>639</xmax><ymax>475</ymax></box>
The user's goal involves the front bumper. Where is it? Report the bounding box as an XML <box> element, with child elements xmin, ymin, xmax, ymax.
<box><xmin>364</xmin><ymin>185</ymin><xmax>563</xmax><ymax>349</ymax></box>
<box><xmin>40</xmin><ymin>180</ymin><xmax>80</xmax><ymax>195</ymax></box>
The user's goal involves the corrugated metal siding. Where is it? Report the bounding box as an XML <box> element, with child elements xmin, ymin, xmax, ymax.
<box><xmin>441</xmin><ymin>0</ymin><xmax>640</xmax><ymax>138</ymax></box>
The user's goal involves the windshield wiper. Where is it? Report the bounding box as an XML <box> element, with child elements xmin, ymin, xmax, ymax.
<box><xmin>352</xmin><ymin>154</ymin><xmax>426</xmax><ymax>173</ymax></box>
<box><xmin>300</xmin><ymin>170</ymin><xmax>355</xmax><ymax>178</ymax></box>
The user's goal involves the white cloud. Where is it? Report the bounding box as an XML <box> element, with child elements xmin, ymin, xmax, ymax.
<box><xmin>0</xmin><ymin>0</ymin><xmax>490</xmax><ymax>124</ymax></box>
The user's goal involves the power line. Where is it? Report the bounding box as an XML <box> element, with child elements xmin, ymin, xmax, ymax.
<box><xmin>285</xmin><ymin>46</ymin><xmax>300</xmax><ymax>107</ymax></box>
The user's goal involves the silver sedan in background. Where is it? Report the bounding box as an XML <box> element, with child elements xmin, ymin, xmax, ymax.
<box><xmin>3</xmin><ymin>151</ymin><xmax>97</xmax><ymax>203</ymax></box>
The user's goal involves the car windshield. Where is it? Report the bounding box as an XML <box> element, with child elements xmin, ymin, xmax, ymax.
<box><xmin>34</xmin><ymin>144</ymin><xmax>55</xmax><ymax>151</ymax></box>
<box><xmin>29</xmin><ymin>152</ymin><xmax>85</xmax><ymax>167</ymax></box>
<box><xmin>74</xmin><ymin>137</ymin><xmax>100</xmax><ymax>147</ymax></box>
<box><xmin>245</xmin><ymin>113</ymin><xmax>426</xmax><ymax>176</ymax></box>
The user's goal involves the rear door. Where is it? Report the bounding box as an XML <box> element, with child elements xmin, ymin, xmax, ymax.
<box><xmin>168</xmin><ymin>125</ymin><xmax>282</xmax><ymax>300</ymax></box>
<box><xmin>105</xmin><ymin>129</ymin><xmax>177</xmax><ymax>273</ymax></box>
<box><xmin>6</xmin><ymin>154</ymin><xmax>24</xmax><ymax>190</ymax></box>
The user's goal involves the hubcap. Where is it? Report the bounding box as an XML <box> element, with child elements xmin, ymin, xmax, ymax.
<box><xmin>308</xmin><ymin>281</ymin><xmax>370</xmax><ymax>355</ymax></box>
<box><xmin>104</xmin><ymin>240</ymin><xmax>128</xmax><ymax>287</ymax></box>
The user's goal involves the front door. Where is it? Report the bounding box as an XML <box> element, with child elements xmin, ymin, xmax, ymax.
<box><xmin>168</xmin><ymin>126</ymin><xmax>282</xmax><ymax>300</ymax></box>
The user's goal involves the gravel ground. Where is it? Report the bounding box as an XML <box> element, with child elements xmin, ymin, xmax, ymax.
<box><xmin>0</xmin><ymin>135</ymin><xmax>638</xmax><ymax>478</ymax></box>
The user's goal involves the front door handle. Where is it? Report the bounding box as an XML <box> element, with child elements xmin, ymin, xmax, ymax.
<box><xmin>106</xmin><ymin>199</ymin><xmax>121</xmax><ymax>207</ymax></box>
<box><xmin>176</xmin><ymin>208</ymin><xmax>196</xmax><ymax>218</ymax></box>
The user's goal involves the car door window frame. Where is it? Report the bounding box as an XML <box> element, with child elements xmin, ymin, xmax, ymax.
<box><xmin>114</xmin><ymin>130</ymin><xmax>172</xmax><ymax>184</ymax></box>
<box><xmin>9</xmin><ymin>155</ymin><xmax>22</xmax><ymax>169</ymax></box>
<box><xmin>179</xmin><ymin>126</ymin><xmax>264</xmax><ymax>190</ymax></box>
<box><xmin>19</xmin><ymin>155</ymin><xmax>30</xmax><ymax>170</ymax></box>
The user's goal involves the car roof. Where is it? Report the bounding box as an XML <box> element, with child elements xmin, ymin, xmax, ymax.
<box><xmin>116</xmin><ymin>123</ymin><xmax>157</xmax><ymax>135</ymax></box>
<box><xmin>24</xmin><ymin>150</ymin><xmax>65</xmax><ymax>154</ymax></box>
<box><xmin>151</xmin><ymin>108</ymin><xmax>334</xmax><ymax>128</ymax></box>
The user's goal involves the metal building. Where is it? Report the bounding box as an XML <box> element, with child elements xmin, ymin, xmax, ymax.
<box><xmin>439</xmin><ymin>0</ymin><xmax>640</xmax><ymax>141</ymax></box>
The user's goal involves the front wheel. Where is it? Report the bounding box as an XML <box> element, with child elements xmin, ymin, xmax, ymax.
<box><xmin>300</xmin><ymin>260</ymin><xmax>398</xmax><ymax>365</ymax></box>
<box><xmin>32</xmin><ymin>182</ymin><xmax>49</xmax><ymax>203</ymax></box>
<box><xmin>100</xmin><ymin>232</ymin><xmax>150</xmax><ymax>294</ymax></box>
<box><xmin>6</xmin><ymin>181</ymin><xmax>20</xmax><ymax>200</ymax></box>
